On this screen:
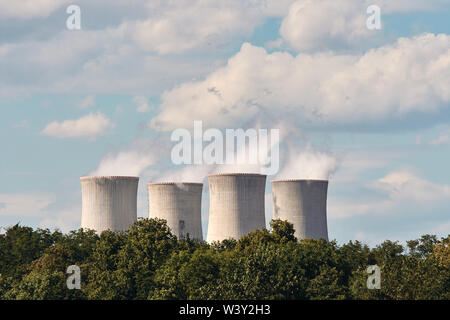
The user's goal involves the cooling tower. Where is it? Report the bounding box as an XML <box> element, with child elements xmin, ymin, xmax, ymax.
<box><xmin>271</xmin><ymin>179</ymin><xmax>329</xmax><ymax>241</ymax></box>
<box><xmin>148</xmin><ymin>182</ymin><xmax>203</xmax><ymax>240</ymax></box>
<box><xmin>80</xmin><ymin>176</ymin><xmax>139</xmax><ymax>233</ymax></box>
<box><xmin>207</xmin><ymin>173</ymin><xmax>267</xmax><ymax>242</ymax></box>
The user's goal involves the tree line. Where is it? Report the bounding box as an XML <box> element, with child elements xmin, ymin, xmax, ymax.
<box><xmin>0</xmin><ymin>218</ymin><xmax>448</xmax><ymax>300</ymax></box>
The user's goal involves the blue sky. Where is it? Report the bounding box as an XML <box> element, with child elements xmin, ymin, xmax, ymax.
<box><xmin>0</xmin><ymin>0</ymin><xmax>449</xmax><ymax>246</ymax></box>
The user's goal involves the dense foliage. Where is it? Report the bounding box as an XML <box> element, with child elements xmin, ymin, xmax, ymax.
<box><xmin>0</xmin><ymin>219</ymin><xmax>448</xmax><ymax>300</ymax></box>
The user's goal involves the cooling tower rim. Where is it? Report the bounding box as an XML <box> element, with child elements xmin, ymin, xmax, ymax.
<box><xmin>147</xmin><ymin>182</ymin><xmax>203</xmax><ymax>185</ymax></box>
<box><xmin>208</xmin><ymin>173</ymin><xmax>266</xmax><ymax>177</ymax></box>
<box><xmin>80</xmin><ymin>176</ymin><xmax>139</xmax><ymax>181</ymax></box>
<box><xmin>271</xmin><ymin>179</ymin><xmax>328</xmax><ymax>183</ymax></box>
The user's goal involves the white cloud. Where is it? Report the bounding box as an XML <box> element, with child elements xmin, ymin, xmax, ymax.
<box><xmin>0</xmin><ymin>192</ymin><xmax>81</xmax><ymax>232</ymax></box>
<box><xmin>0</xmin><ymin>192</ymin><xmax>56</xmax><ymax>217</ymax></box>
<box><xmin>0</xmin><ymin>27</ymin><xmax>222</xmax><ymax>97</ymax></box>
<box><xmin>373</xmin><ymin>0</ymin><xmax>449</xmax><ymax>13</ymax></box>
<box><xmin>150</xmin><ymin>34</ymin><xmax>450</xmax><ymax>131</ymax></box>
<box><xmin>251</xmin><ymin>0</ymin><xmax>298</xmax><ymax>16</ymax></box>
<box><xmin>430</xmin><ymin>133</ymin><xmax>450</xmax><ymax>145</ymax></box>
<box><xmin>280</xmin><ymin>0</ymin><xmax>371</xmax><ymax>52</ymax></box>
<box><xmin>413</xmin><ymin>126</ymin><xmax>450</xmax><ymax>146</ymax></box>
<box><xmin>432</xmin><ymin>220</ymin><xmax>450</xmax><ymax>234</ymax></box>
<box><xmin>265</xmin><ymin>38</ymin><xmax>284</xmax><ymax>50</ymax></box>
<box><xmin>133</xmin><ymin>96</ymin><xmax>151</xmax><ymax>113</ymax></box>
<box><xmin>371</xmin><ymin>171</ymin><xmax>450</xmax><ymax>202</ymax></box>
<box><xmin>331</xmin><ymin>148</ymin><xmax>404</xmax><ymax>184</ymax></box>
<box><xmin>131</xmin><ymin>1</ymin><xmax>257</xmax><ymax>54</ymax></box>
<box><xmin>78</xmin><ymin>95</ymin><xmax>95</xmax><ymax>109</ymax></box>
<box><xmin>279</xmin><ymin>0</ymin><xmax>450</xmax><ymax>52</ymax></box>
<box><xmin>329</xmin><ymin>202</ymin><xmax>380</xmax><ymax>219</ymax></box>
<box><xmin>39</xmin><ymin>206</ymin><xmax>81</xmax><ymax>232</ymax></box>
<box><xmin>0</xmin><ymin>0</ymin><xmax>70</xmax><ymax>19</ymax></box>
<box><xmin>1</xmin><ymin>0</ymin><xmax>448</xmax><ymax>98</ymax></box>
<box><xmin>131</xmin><ymin>0</ymin><xmax>297</xmax><ymax>54</ymax></box>
<box><xmin>0</xmin><ymin>0</ymin><xmax>302</xmax><ymax>97</ymax></box>
<box><xmin>13</xmin><ymin>120</ymin><xmax>29</xmax><ymax>129</ymax></box>
<box><xmin>41</xmin><ymin>112</ymin><xmax>114</xmax><ymax>139</ymax></box>
<box><xmin>329</xmin><ymin>170</ymin><xmax>450</xmax><ymax>219</ymax></box>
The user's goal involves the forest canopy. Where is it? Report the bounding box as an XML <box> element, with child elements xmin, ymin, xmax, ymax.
<box><xmin>0</xmin><ymin>218</ymin><xmax>448</xmax><ymax>300</ymax></box>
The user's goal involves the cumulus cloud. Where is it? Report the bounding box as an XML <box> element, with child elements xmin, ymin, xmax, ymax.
<box><xmin>131</xmin><ymin>1</ymin><xmax>257</xmax><ymax>54</ymax></box>
<box><xmin>430</xmin><ymin>132</ymin><xmax>450</xmax><ymax>145</ymax></box>
<box><xmin>39</xmin><ymin>206</ymin><xmax>81</xmax><ymax>232</ymax></box>
<box><xmin>0</xmin><ymin>29</ymin><xmax>120</xmax><ymax>96</ymax></box>
<box><xmin>432</xmin><ymin>220</ymin><xmax>450</xmax><ymax>234</ymax></box>
<box><xmin>41</xmin><ymin>112</ymin><xmax>114</xmax><ymax>139</ymax></box>
<box><xmin>133</xmin><ymin>96</ymin><xmax>151</xmax><ymax>113</ymax></box>
<box><xmin>130</xmin><ymin>0</ymin><xmax>298</xmax><ymax>54</ymax></box>
<box><xmin>280</xmin><ymin>0</ymin><xmax>371</xmax><ymax>52</ymax></box>
<box><xmin>0</xmin><ymin>0</ymin><xmax>302</xmax><ymax>97</ymax></box>
<box><xmin>1</xmin><ymin>0</ymin><xmax>448</xmax><ymax>98</ymax></box>
<box><xmin>413</xmin><ymin>126</ymin><xmax>450</xmax><ymax>146</ymax></box>
<box><xmin>13</xmin><ymin>120</ymin><xmax>29</xmax><ymax>129</ymax></box>
<box><xmin>371</xmin><ymin>171</ymin><xmax>450</xmax><ymax>202</ymax></box>
<box><xmin>0</xmin><ymin>27</ymin><xmax>222</xmax><ymax>97</ymax></box>
<box><xmin>0</xmin><ymin>192</ymin><xmax>81</xmax><ymax>232</ymax></box>
<box><xmin>78</xmin><ymin>95</ymin><xmax>95</xmax><ymax>109</ymax></box>
<box><xmin>373</xmin><ymin>0</ymin><xmax>449</xmax><ymax>13</ymax></box>
<box><xmin>329</xmin><ymin>170</ymin><xmax>450</xmax><ymax>219</ymax></box>
<box><xmin>0</xmin><ymin>0</ymin><xmax>70</xmax><ymax>19</ymax></box>
<box><xmin>0</xmin><ymin>192</ymin><xmax>56</xmax><ymax>217</ymax></box>
<box><xmin>150</xmin><ymin>34</ymin><xmax>450</xmax><ymax>131</ymax></box>
<box><xmin>331</xmin><ymin>149</ymin><xmax>400</xmax><ymax>184</ymax></box>
<box><xmin>430</xmin><ymin>135</ymin><xmax>450</xmax><ymax>145</ymax></box>
<box><xmin>279</xmin><ymin>0</ymin><xmax>450</xmax><ymax>52</ymax></box>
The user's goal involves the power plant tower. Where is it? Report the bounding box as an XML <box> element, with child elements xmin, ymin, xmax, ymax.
<box><xmin>80</xmin><ymin>176</ymin><xmax>139</xmax><ymax>233</ymax></box>
<box><xmin>148</xmin><ymin>182</ymin><xmax>203</xmax><ymax>240</ymax></box>
<box><xmin>207</xmin><ymin>173</ymin><xmax>267</xmax><ymax>242</ymax></box>
<box><xmin>271</xmin><ymin>179</ymin><xmax>329</xmax><ymax>240</ymax></box>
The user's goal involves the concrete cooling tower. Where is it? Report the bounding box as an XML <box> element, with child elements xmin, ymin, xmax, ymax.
<box><xmin>271</xmin><ymin>179</ymin><xmax>329</xmax><ymax>241</ymax></box>
<box><xmin>148</xmin><ymin>182</ymin><xmax>203</xmax><ymax>240</ymax></box>
<box><xmin>80</xmin><ymin>176</ymin><xmax>139</xmax><ymax>233</ymax></box>
<box><xmin>207</xmin><ymin>173</ymin><xmax>267</xmax><ymax>242</ymax></box>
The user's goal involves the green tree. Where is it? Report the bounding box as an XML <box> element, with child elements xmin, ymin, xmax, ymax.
<box><xmin>306</xmin><ymin>265</ymin><xmax>346</xmax><ymax>300</ymax></box>
<box><xmin>3</xmin><ymin>271</ymin><xmax>66</xmax><ymax>300</ymax></box>
<box><xmin>85</xmin><ymin>230</ymin><xmax>127</xmax><ymax>299</ymax></box>
<box><xmin>270</xmin><ymin>219</ymin><xmax>297</xmax><ymax>244</ymax></box>
<box><xmin>0</xmin><ymin>224</ymin><xmax>59</xmax><ymax>281</ymax></box>
<box><xmin>0</xmin><ymin>219</ymin><xmax>448</xmax><ymax>301</ymax></box>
